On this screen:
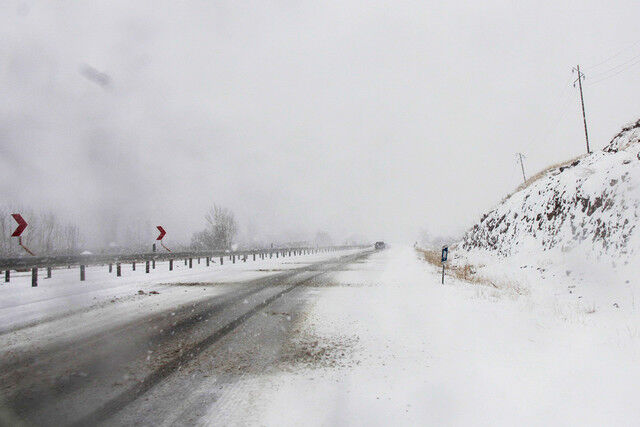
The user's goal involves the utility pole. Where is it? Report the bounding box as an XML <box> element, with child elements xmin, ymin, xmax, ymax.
<box><xmin>516</xmin><ymin>153</ymin><xmax>527</xmax><ymax>184</ymax></box>
<box><xmin>573</xmin><ymin>65</ymin><xmax>591</xmax><ymax>154</ymax></box>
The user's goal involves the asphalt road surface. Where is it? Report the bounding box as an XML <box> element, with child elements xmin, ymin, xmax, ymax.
<box><xmin>0</xmin><ymin>249</ymin><xmax>372</xmax><ymax>426</ymax></box>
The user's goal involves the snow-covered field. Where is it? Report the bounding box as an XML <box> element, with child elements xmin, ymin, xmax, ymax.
<box><xmin>0</xmin><ymin>249</ymin><xmax>361</xmax><ymax>337</ymax></box>
<box><xmin>207</xmin><ymin>246</ymin><xmax>640</xmax><ymax>426</ymax></box>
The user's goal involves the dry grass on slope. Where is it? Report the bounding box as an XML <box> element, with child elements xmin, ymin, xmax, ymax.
<box><xmin>416</xmin><ymin>247</ymin><xmax>533</xmax><ymax>298</ymax></box>
<box><xmin>415</xmin><ymin>247</ymin><xmax>497</xmax><ymax>288</ymax></box>
<box><xmin>499</xmin><ymin>153</ymin><xmax>586</xmax><ymax>205</ymax></box>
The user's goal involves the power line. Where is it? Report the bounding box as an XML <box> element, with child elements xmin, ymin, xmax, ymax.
<box><xmin>583</xmin><ymin>39</ymin><xmax>640</xmax><ymax>71</ymax></box>
<box><xmin>519</xmin><ymin>77</ymin><xmax>574</xmax><ymax>157</ymax></box>
<box><xmin>588</xmin><ymin>55</ymin><xmax>640</xmax><ymax>86</ymax></box>
<box><xmin>588</xmin><ymin>50</ymin><xmax>640</xmax><ymax>80</ymax></box>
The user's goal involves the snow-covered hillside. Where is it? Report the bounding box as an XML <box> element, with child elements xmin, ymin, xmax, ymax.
<box><xmin>461</xmin><ymin>119</ymin><xmax>640</xmax><ymax>262</ymax></box>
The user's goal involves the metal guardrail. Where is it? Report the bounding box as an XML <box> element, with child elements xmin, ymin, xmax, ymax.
<box><xmin>0</xmin><ymin>245</ymin><xmax>370</xmax><ymax>286</ymax></box>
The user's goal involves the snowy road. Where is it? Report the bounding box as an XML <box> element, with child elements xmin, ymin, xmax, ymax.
<box><xmin>3</xmin><ymin>246</ymin><xmax>640</xmax><ymax>426</ymax></box>
<box><xmin>0</xmin><ymin>250</ymin><xmax>371</xmax><ymax>426</ymax></box>
<box><xmin>203</xmin><ymin>247</ymin><xmax>640</xmax><ymax>426</ymax></box>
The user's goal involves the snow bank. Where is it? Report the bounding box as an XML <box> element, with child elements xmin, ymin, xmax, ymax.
<box><xmin>461</xmin><ymin>119</ymin><xmax>640</xmax><ymax>265</ymax></box>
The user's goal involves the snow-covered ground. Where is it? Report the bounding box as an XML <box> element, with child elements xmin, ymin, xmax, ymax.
<box><xmin>461</xmin><ymin>118</ymin><xmax>640</xmax><ymax>263</ymax></box>
<box><xmin>206</xmin><ymin>246</ymin><xmax>640</xmax><ymax>426</ymax></box>
<box><xmin>0</xmin><ymin>249</ymin><xmax>362</xmax><ymax>336</ymax></box>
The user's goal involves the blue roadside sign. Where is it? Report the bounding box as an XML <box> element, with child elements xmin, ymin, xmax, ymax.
<box><xmin>441</xmin><ymin>246</ymin><xmax>448</xmax><ymax>262</ymax></box>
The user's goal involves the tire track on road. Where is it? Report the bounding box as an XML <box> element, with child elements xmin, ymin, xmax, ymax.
<box><xmin>74</xmin><ymin>251</ymin><xmax>371</xmax><ymax>426</ymax></box>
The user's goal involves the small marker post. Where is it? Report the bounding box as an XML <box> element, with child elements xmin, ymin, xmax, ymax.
<box><xmin>441</xmin><ymin>245</ymin><xmax>449</xmax><ymax>285</ymax></box>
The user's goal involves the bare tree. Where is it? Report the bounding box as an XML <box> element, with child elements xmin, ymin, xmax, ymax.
<box><xmin>191</xmin><ymin>205</ymin><xmax>238</xmax><ymax>250</ymax></box>
<box><xmin>0</xmin><ymin>206</ymin><xmax>85</xmax><ymax>256</ymax></box>
<box><xmin>314</xmin><ymin>231</ymin><xmax>333</xmax><ymax>247</ymax></box>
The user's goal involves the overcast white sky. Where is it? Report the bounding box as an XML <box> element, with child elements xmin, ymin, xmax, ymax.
<box><xmin>1</xmin><ymin>0</ymin><xmax>640</xmax><ymax>246</ymax></box>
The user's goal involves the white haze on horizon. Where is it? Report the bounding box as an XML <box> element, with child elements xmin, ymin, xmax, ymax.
<box><xmin>1</xmin><ymin>0</ymin><xmax>640</xmax><ymax>248</ymax></box>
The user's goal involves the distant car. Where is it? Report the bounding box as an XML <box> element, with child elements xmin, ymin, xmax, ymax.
<box><xmin>374</xmin><ymin>241</ymin><xmax>386</xmax><ymax>250</ymax></box>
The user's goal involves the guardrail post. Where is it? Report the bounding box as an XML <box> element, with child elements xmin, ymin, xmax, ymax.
<box><xmin>189</xmin><ymin>258</ymin><xmax>193</xmax><ymax>268</ymax></box>
<box><xmin>117</xmin><ymin>263</ymin><xmax>121</xmax><ymax>277</ymax></box>
<box><xmin>169</xmin><ymin>259</ymin><xmax>173</xmax><ymax>271</ymax></box>
<box><xmin>243</xmin><ymin>255</ymin><xmax>247</xmax><ymax>262</ymax></box>
<box><xmin>198</xmin><ymin>258</ymin><xmax>200</xmax><ymax>264</ymax></box>
<box><xmin>132</xmin><ymin>262</ymin><xmax>136</xmax><ymax>271</ymax></box>
<box><xmin>253</xmin><ymin>253</ymin><xmax>256</xmax><ymax>261</ymax></box>
<box><xmin>31</xmin><ymin>268</ymin><xmax>37</xmax><ymax>287</ymax></box>
<box><xmin>220</xmin><ymin>257</ymin><xmax>223</xmax><ymax>265</ymax></box>
<box><xmin>47</xmin><ymin>267</ymin><xmax>52</xmax><ymax>278</ymax></box>
<box><xmin>109</xmin><ymin>263</ymin><xmax>113</xmax><ymax>273</ymax></box>
<box><xmin>206</xmin><ymin>257</ymin><xmax>210</xmax><ymax>266</ymax></box>
<box><xmin>80</xmin><ymin>265</ymin><xmax>86</xmax><ymax>281</ymax></box>
<box><xmin>145</xmin><ymin>261</ymin><xmax>150</xmax><ymax>273</ymax></box>
<box><xmin>184</xmin><ymin>259</ymin><xmax>188</xmax><ymax>266</ymax></box>
<box><xmin>4</xmin><ymin>270</ymin><xmax>9</xmax><ymax>283</ymax></box>
<box><xmin>152</xmin><ymin>259</ymin><xmax>156</xmax><ymax>269</ymax></box>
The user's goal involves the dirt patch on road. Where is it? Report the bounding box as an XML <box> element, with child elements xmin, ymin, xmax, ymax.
<box><xmin>303</xmin><ymin>281</ymin><xmax>373</xmax><ymax>288</ymax></box>
<box><xmin>278</xmin><ymin>306</ymin><xmax>359</xmax><ymax>371</ymax></box>
<box><xmin>278</xmin><ymin>332</ymin><xmax>359</xmax><ymax>371</ymax></box>
<box><xmin>162</xmin><ymin>282</ymin><xmax>222</xmax><ymax>287</ymax></box>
